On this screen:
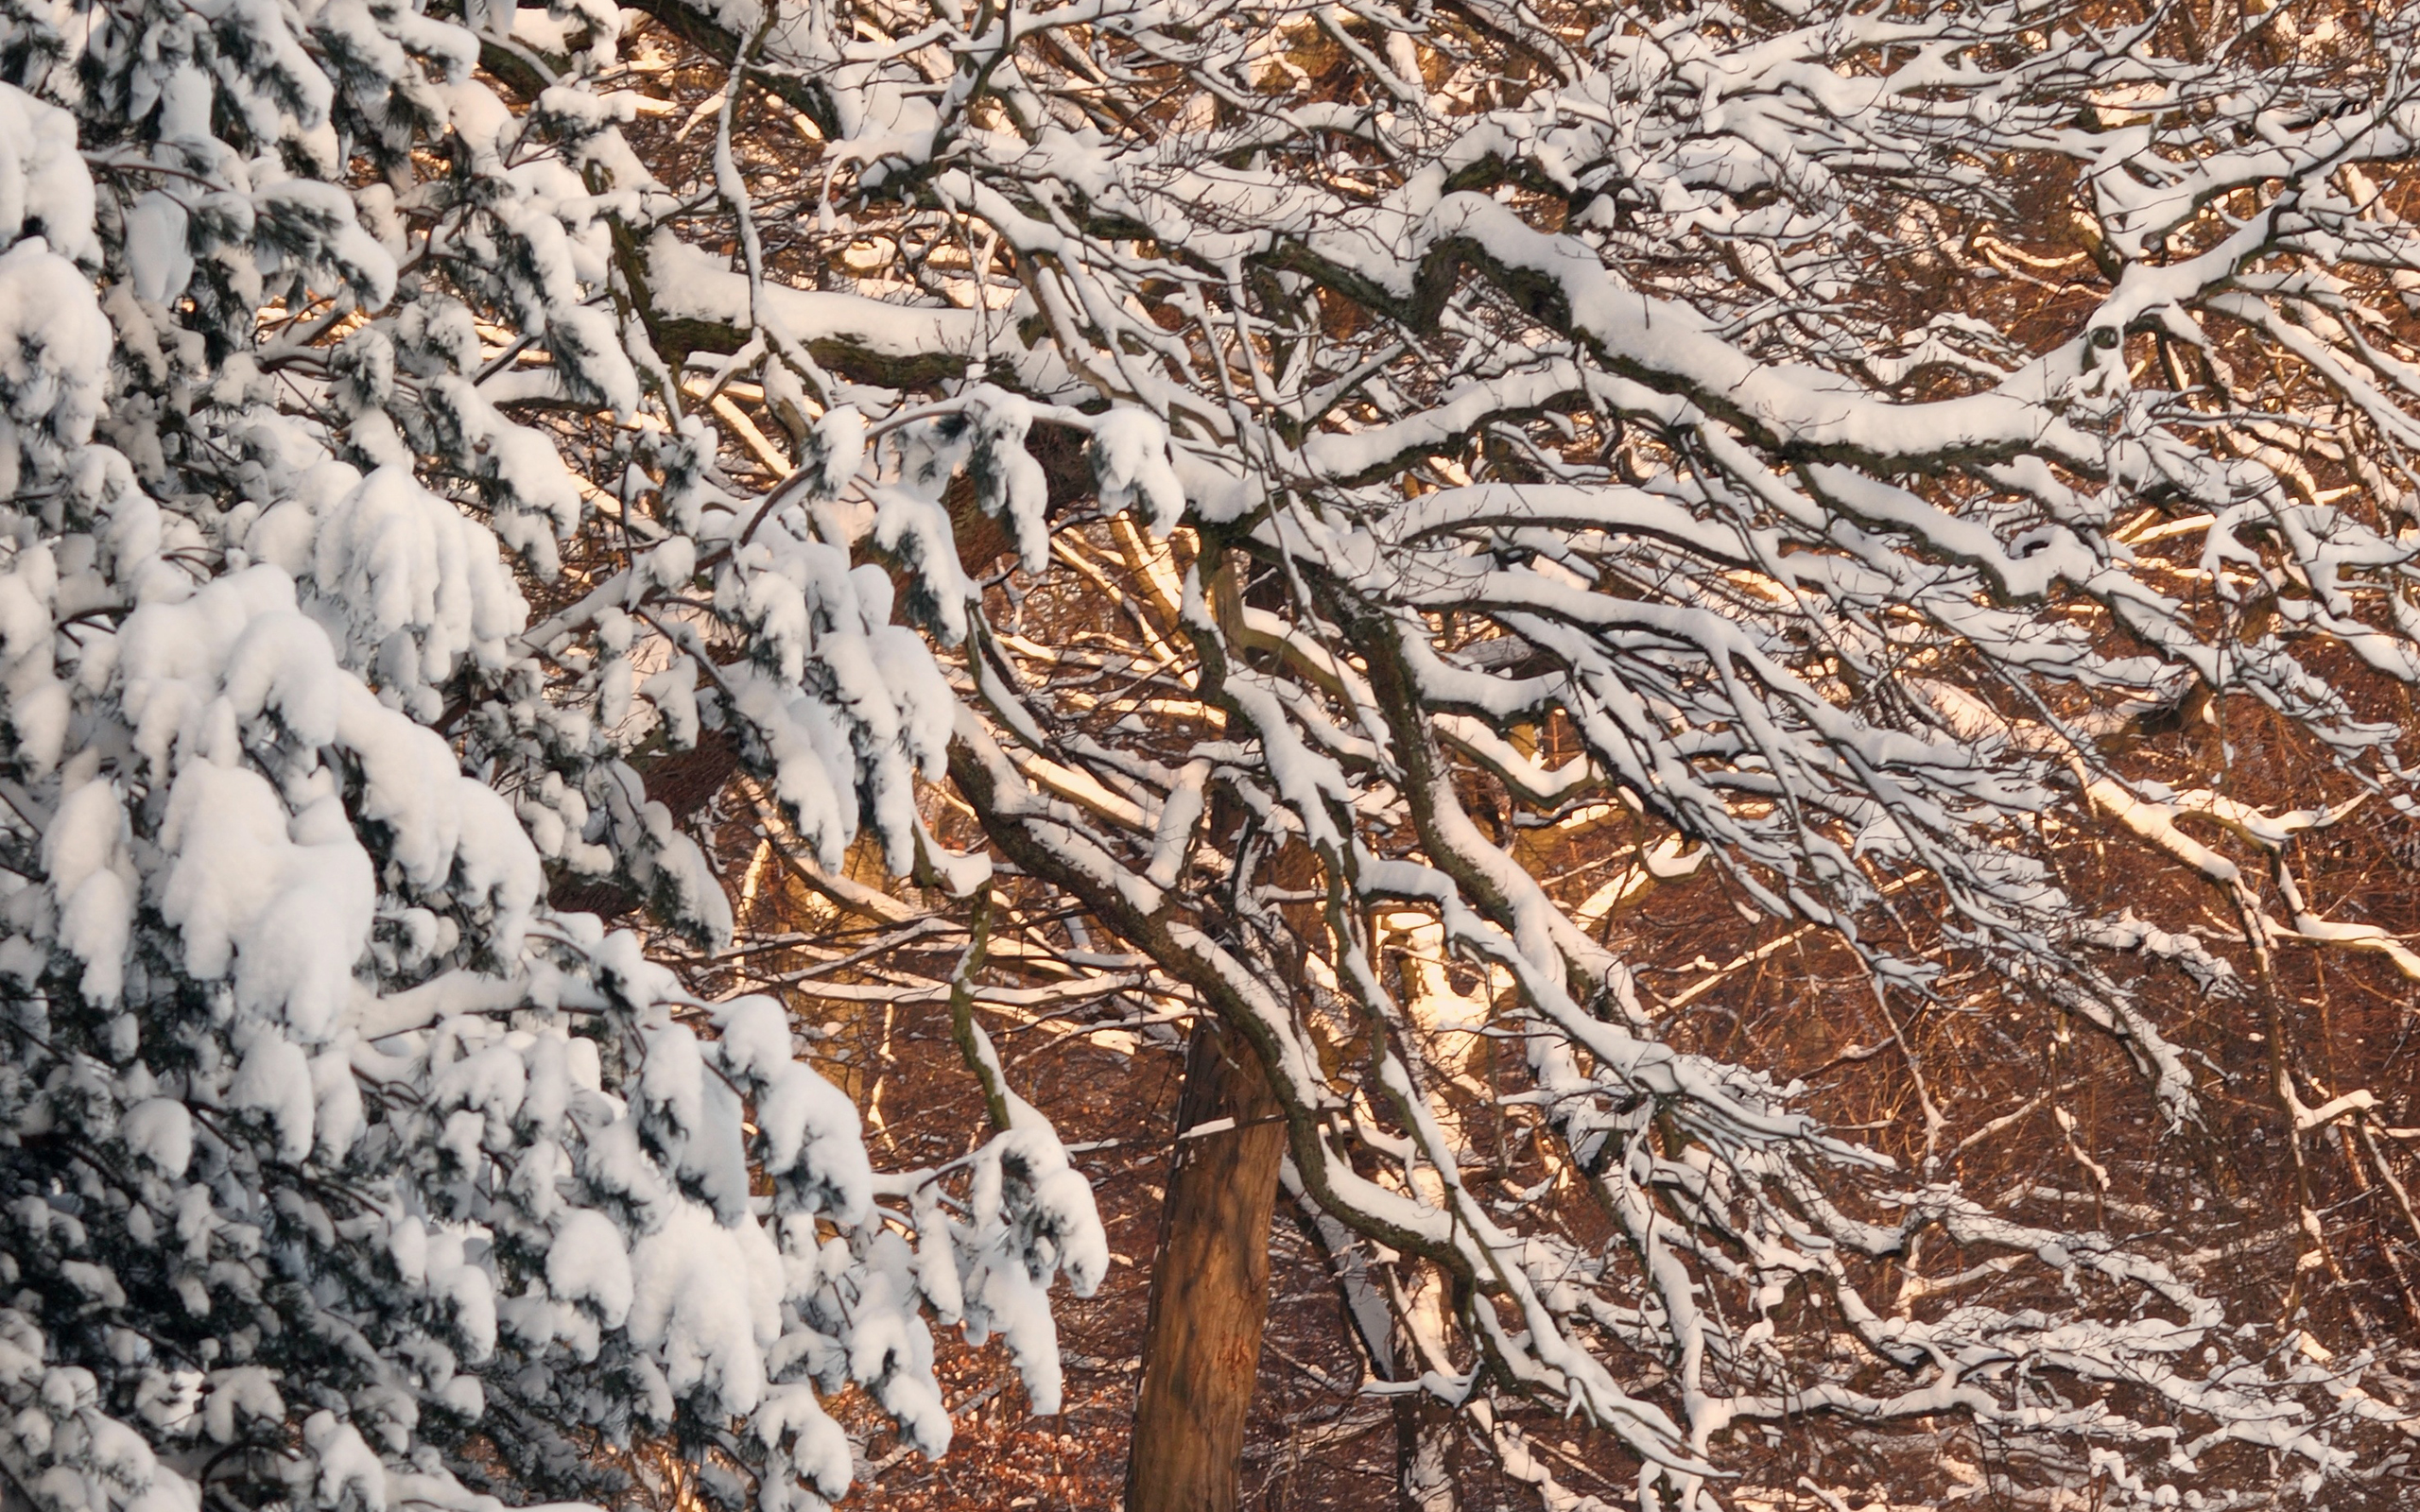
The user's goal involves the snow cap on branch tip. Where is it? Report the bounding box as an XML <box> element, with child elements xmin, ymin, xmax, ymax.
<box><xmin>0</xmin><ymin>83</ymin><xmax>97</xmax><ymax>267</ymax></box>
<box><xmin>802</xmin><ymin>405</ymin><xmax>867</xmax><ymax>500</ymax></box>
<box><xmin>961</xmin><ymin>385</ymin><xmax>1050</xmax><ymax>569</ymax></box>
<box><xmin>1088</xmin><ymin>407</ymin><xmax>1184</xmax><ymax>539</ymax></box>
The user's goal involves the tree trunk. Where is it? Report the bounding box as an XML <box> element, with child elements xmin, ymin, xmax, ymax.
<box><xmin>1284</xmin><ymin>1174</ymin><xmax>1461</xmax><ymax>1512</ymax></box>
<box><xmin>1392</xmin><ymin>1260</ymin><xmax>1461</xmax><ymax>1512</ymax></box>
<box><xmin>1394</xmin><ymin>1393</ymin><xmax>1460</xmax><ymax>1512</ymax></box>
<box><xmin>1125</xmin><ymin>1014</ymin><xmax>1288</xmax><ymax>1512</ymax></box>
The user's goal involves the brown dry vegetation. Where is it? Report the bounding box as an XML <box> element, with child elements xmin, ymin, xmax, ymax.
<box><xmin>596</xmin><ymin>553</ymin><xmax>2420</xmax><ymax>1510</ymax></box>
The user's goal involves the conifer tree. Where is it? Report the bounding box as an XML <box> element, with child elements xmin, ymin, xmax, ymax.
<box><xmin>0</xmin><ymin>9</ymin><xmax>1100</xmax><ymax>1512</ymax></box>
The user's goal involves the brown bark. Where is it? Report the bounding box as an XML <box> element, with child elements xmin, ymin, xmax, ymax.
<box><xmin>1125</xmin><ymin>1014</ymin><xmax>1288</xmax><ymax>1512</ymax></box>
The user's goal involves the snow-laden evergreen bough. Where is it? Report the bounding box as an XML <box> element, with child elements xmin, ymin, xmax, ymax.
<box><xmin>0</xmin><ymin>12</ymin><xmax>1106</xmax><ymax>1512</ymax></box>
<box><xmin>2</xmin><ymin>0</ymin><xmax>2419</xmax><ymax>1505</ymax></box>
